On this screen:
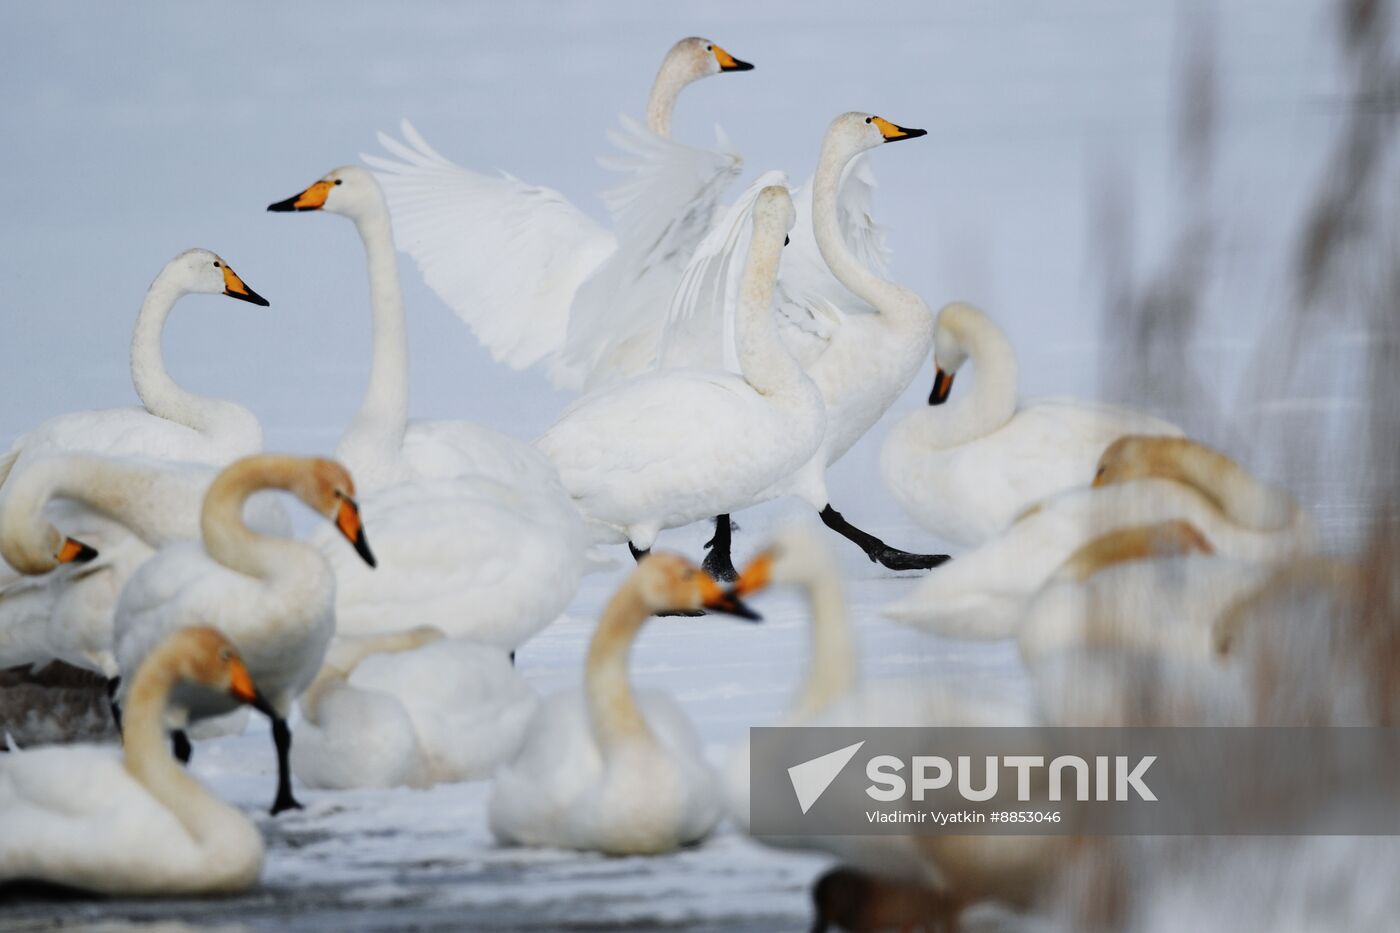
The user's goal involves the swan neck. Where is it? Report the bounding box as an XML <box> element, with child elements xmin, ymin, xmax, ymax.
<box><xmin>793</xmin><ymin>571</ymin><xmax>858</xmax><ymax>719</ymax></box>
<box><xmin>130</xmin><ymin>278</ymin><xmax>230</xmax><ymax>437</ymax></box>
<box><xmin>584</xmin><ymin>581</ymin><xmax>654</xmax><ymax>752</ymax></box>
<box><xmin>921</xmin><ymin>321</ymin><xmax>1020</xmax><ymax>447</ymax></box>
<box><xmin>812</xmin><ymin>142</ymin><xmax>925</xmax><ymax>330</ymax></box>
<box><xmin>122</xmin><ymin>645</ymin><xmax>231</xmax><ymax>840</ymax></box>
<box><xmin>1150</xmin><ymin>441</ymin><xmax>1298</xmax><ymax>532</ymax></box>
<box><xmin>341</xmin><ymin>209</ymin><xmax>409</xmax><ymax>476</ymax></box>
<box><xmin>735</xmin><ymin>223</ymin><xmax>805</xmax><ymax>397</ymax></box>
<box><xmin>200</xmin><ymin>457</ymin><xmax>310</xmax><ymax>580</ymax></box>
<box><xmin>645</xmin><ymin>54</ymin><xmax>692</xmax><ymax>138</ymax></box>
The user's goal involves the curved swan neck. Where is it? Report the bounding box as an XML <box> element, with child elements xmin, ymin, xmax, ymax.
<box><xmin>918</xmin><ymin>315</ymin><xmax>1020</xmax><ymax>448</ymax></box>
<box><xmin>645</xmin><ymin>48</ymin><xmax>697</xmax><ymax>138</ymax></box>
<box><xmin>130</xmin><ymin>275</ymin><xmax>251</xmax><ymax>440</ymax></box>
<box><xmin>339</xmin><ymin>204</ymin><xmax>410</xmax><ymax>479</ymax></box>
<box><xmin>736</xmin><ymin>220</ymin><xmax>806</xmax><ymax>397</ymax></box>
<box><xmin>793</xmin><ymin>570</ymin><xmax>858</xmax><ymax>719</ymax></box>
<box><xmin>812</xmin><ymin>140</ymin><xmax>927</xmax><ymax>331</ymax></box>
<box><xmin>1124</xmin><ymin>440</ymin><xmax>1298</xmax><ymax>532</ymax></box>
<box><xmin>201</xmin><ymin>457</ymin><xmax>315</xmax><ymax>579</ymax></box>
<box><xmin>584</xmin><ymin>580</ymin><xmax>654</xmax><ymax>752</ymax></box>
<box><xmin>122</xmin><ymin>644</ymin><xmax>233</xmax><ymax>839</ymax></box>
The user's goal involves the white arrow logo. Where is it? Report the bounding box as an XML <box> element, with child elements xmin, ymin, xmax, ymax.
<box><xmin>788</xmin><ymin>740</ymin><xmax>865</xmax><ymax>814</ymax></box>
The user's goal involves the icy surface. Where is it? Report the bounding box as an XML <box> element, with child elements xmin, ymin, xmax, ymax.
<box><xmin>0</xmin><ymin>0</ymin><xmax>1363</xmax><ymax>929</ymax></box>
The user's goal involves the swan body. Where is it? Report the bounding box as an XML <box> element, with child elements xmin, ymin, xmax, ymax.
<box><xmin>0</xmin><ymin>453</ymin><xmax>289</xmax><ymax>675</ymax></box>
<box><xmin>489</xmin><ymin>553</ymin><xmax>754</xmax><ymax>855</ymax></box>
<box><xmin>664</xmin><ymin>113</ymin><xmax>934</xmax><ymax>476</ymax></box>
<box><xmin>113</xmin><ymin>455</ymin><xmax>375</xmax><ymax>812</ymax></box>
<box><xmin>885</xmin><ymin>438</ymin><xmax>1317</xmax><ymax>638</ymax></box>
<box><xmin>0</xmin><ymin>250</ymin><xmax>268</xmax><ymax>492</ymax></box>
<box><xmin>537</xmin><ymin>186</ymin><xmax>825</xmax><ymax>550</ymax></box>
<box><xmin>292</xmin><ymin>626</ymin><xmax>537</xmax><ymax>789</ymax></box>
<box><xmin>268</xmin><ymin>167</ymin><xmax>591</xmax><ymax>646</ymax></box>
<box><xmin>0</xmin><ymin>627</ymin><xmax>271</xmax><ymax>895</ymax></box>
<box><xmin>365</xmin><ymin>38</ymin><xmax>752</xmax><ymax>391</ymax></box>
<box><xmin>880</xmin><ymin>303</ymin><xmax>1183</xmax><ymax>546</ymax></box>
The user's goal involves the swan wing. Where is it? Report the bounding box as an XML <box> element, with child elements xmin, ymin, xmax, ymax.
<box><xmin>552</xmin><ymin>118</ymin><xmax>743</xmax><ymax>389</ymax></box>
<box><xmin>365</xmin><ymin>119</ymin><xmax>617</xmax><ymax>374</ymax></box>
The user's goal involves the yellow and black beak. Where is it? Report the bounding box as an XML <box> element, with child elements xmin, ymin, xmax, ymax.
<box><xmin>228</xmin><ymin>657</ymin><xmax>279</xmax><ymax>718</ymax></box>
<box><xmin>221</xmin><ymin>264</ymin><xmax>270</xmax><ymax>307</ymax></box>
<box><xmin>56</xmin><ymin>536</ymin><xmax>99</xmax><ymax>564</ymax></box>
<box><xmin>335</xmin><ymin>494</ymin><xmax>376</xmax><ymax>568</ymax></box>
<box><xmin>730</xmin><ymin>550</ymin><xmax>774</xmax><ymax>598</ymax></box>
<box><xmin>872</xmin><ymin>116</ymin><xmax>927</xmax><ymax>143</ymax></box>
<box><xmin>713</xmin><ymin>43</ymin><xmax>754</xmax><ymax>73</ymax></box>
<box><xmin>698</xmin><ymin>573</ymin><xmax>762</xmax><ymax>621</ymax></box>
<box><xmin>268</xmin><ymin>179</ymin><xmax>334</xmax><ymax>213</ymax></box>
<box><xmin>928</xmin><ymin>368</ymin><xmax>954</xmax><ymax>406</ymax></box>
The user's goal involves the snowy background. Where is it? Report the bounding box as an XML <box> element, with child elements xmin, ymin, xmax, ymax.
<box><xmin>0</xmin><ymin>0</ymin><xmax>1372</xmax><ymax>929</ymax></box>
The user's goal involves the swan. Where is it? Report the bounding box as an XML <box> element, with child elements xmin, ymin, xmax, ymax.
<box><xmin>879</xmin><ymin>302</ymin><xmax>1184</xmax><ymax>546</ymax></box>
<box><xmin>0</xmin><ymin>626</ymin><xmax>275</xmax><ymax>895</ymax></box>
<box><xmin>884</xmin><ymin>436</ymin><xmax>1317</xmax><ymax>638</ymax></box>
<box><xmin>663</xmin><ymin>113</ymin><xmax>948</xmax><ymax>573</ymax></box>
<box><xmin>112</xmin><ymin>455</ymin><xmax>375</xmax><ymax>813</ymax></box>
<box><xmin>363</xmin><ymin>37</ymin><xmax>752</xmax><ymax>391</ymax></box>
<box><xmin>267</xmin><ymin>167</ymin><xmax>591</xmax><ymax>648</ymax></box>
<box><xmin>535</xmin><ymin>185</ymin><xmax>825</xmax><ymax>556</ymax></box>
<box><xmin>488</xmin><ymin>552</ymin><xmax>759</xmax><ymax>855</ymax></box>
<box><xmin>0</xmin><ymin>249</ymin><xmax>268</xmax><ymax>491</ymax></box>
<box><xmin>291</xmin><ymin>625</ymin><xmax>537</xmax><ymax>789</ymax></box>
<box><xmin>0</xmin><ymin>453</ymin><xmax>290</xmax><ymax>678</ymax></box>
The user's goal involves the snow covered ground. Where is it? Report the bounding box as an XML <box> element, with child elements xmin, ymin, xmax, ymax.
<box><xmin>0</xmin><ymin>0</ymin><xmax>1378</xmax><ymax>929</ymax></box>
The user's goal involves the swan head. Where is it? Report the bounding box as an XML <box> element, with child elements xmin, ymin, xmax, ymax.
<box><xmin>4</xmin><ymin>523</ymin><xmax>98</xmax><ymax>576</ymax></box>
<box><xmin>267</xmin><ymin>166</ymin><xmax>382</xmax><ymax>219</ymax></box>
<box><xmin>293</xmin><ymin>458</ymin><xmax>377</xmax><ymax>569</ymax></box>
<box><xmin>927</xmin><ymin>302</ymin><xmax>988</xmax><ymax>405</ymax></box>
<box><xmin>726</xmin><ymin>526</ymin><xmax>839</xmax><ymax>598</ymax></box>
<box><xmin>753</xmin><ymin>185</ymin><xmax>797</xmax><ymax>245</ymax></box>
<box><xmin>664</xmin><ymin>37</ymin><xmax>754</xmax><ymax>83</ymax></box>
<box><xmin>163</xmin><ymin>248</ymin><xmax>269</xmax><ymax>307</ymax></box>
<box><xmin>634</xmin><ymin>552</ymin><xmax>761</xmax><ymax>620</ymax></box>
<box><xmin>827</xmin><ymin>112</ymin><xmax>927</xmax><ymax>160</ymax></box>
<box><xmin>163</xmin><ymin>626</ymin><xmax>278</xmax><ymax>718</ymax></box>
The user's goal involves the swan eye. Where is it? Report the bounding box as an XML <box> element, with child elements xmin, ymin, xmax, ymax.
<box><xmin>213</xmin><ymin>261</ymin><xmax>221</xmax><ymax>268</ymax></box>
<box><xmin>218</xmin><ymin>647</ymin><xmax>232</xmax><ymax>662</ymax></box>
<box><xmin>865</xmin><ymin>117</ymin><xmax>873</xmax><ymax>124</ymax></box>
<box><xmin>706</xmin><ymin>44</ymin><xmax>713</xmax><ymax>51</ymax></box>
<box><xmin>334</xmin><ymin>179</ymin><xmax>343</xmax><ymax>186</ymax></box>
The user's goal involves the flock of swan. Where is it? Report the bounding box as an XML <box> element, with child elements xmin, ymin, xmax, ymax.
<box><xmin>0</xmin><ymin>35</ymin><xmax>1382</xmax><ymax>931</ymax></box>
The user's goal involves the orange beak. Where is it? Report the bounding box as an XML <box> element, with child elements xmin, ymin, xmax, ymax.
<box><xmin>712</xmin><ymin>43</ymin><xmax>754</xmax><ymax>73</ymax></box>
<box><xmin>336</xmin><ymin>496</ymin><xmax>376</xmax><ymax>568</ymax></box>
<box><xmin>228</xmin><ymin>658</ymin><xmax>258</xmax><ymax>704</ymax></box>
<box><xmin>697</xmin><ymin>571</ymin><xmax>762</xmax><ymax>621</ymax></box>
<box><xmin>731</xmin><ymin>550</ymin><xmax>775</xmax><ymax>597</ymax></box>
<box><xmin>56</xmin><ymin>536</ymin><xmax>99</xmax><ymax>564</ymax></box>
<box><xmin>267</xmin><ymin>179</ymin><xmax>334</xmax><ymax>212</ymax></box>
<box><xmin>220</xmin><ymin>263</ymin><xmax>270</xmax><ymax>306</ymax></box>
<box><xmin>872</xmin><ymin>116</ymin><xmax>927</xmax><ymax>142</ymax></box>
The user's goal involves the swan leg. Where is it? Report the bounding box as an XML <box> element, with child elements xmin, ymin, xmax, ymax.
<box><xmin>172</xmin><ymin>729</ymin><xmax>192</xmax><ymax>765</ymax></box>
<box><xmin>819</xmin><ymin>505</ymin><xmax>950</xmax><ymax>572</ymax></box>
<box><xmin>106</xmin><ymin>677</ymin><xmax>122</xmax><ymax>734</ymax></box>
<box><xmin>701</xmin><ymin>515</ymin><xmax>740</xmax><ymax>582</ymax></box>
<box><xmin>269</xmin><ymin>716</ymin><xmax>303</xmax><ymax>814</ymax></box>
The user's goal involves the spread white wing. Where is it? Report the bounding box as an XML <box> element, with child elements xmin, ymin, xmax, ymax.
<box><xmin>365</xmin><ymin>119</ymin><xmax>617</xmax><ymax>373</ymax></box>
<box><xmin>657</xmin><ymin>155</ymin><xmax>890</xmax><ymax>375</ymax></box>
<box><xmin>554</xmin><ymin>117</ymin><xmax>743</xmax><ymax>390</ymax></box>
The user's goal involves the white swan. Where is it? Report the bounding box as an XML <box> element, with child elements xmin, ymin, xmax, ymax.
<box><xmin>535</xmin><ymin>185</ymin><xmax>824</xmax><ymax>554</ymax></box>
<box><xmin>0</xmin><ymin>453</ymin><xmax>289</xmax><ymax>677</ymax></box>
<box><xmin>0</xmin><ymin>249</ymin><xmax>268</xmax><ymax>491</ymax></box>
<box><xmin>267</xmin><ymin>167</ymin><xmax>591</xmax><ymax>648</ymax></box>
<box><xmin>291</xmin><ymin>625</ymin><xmax>537</xmax><ymax>789</ymax></box>
<box><xmin>113</xmin><ymin>455</ymin><xmax>375</xmax><ymax>813</ymax></box>
<box><xmin>364</xmin><ymin>37</ymin><xmax>752</xmax><ymax>391</ymax></box>
<box><xmin>664</xmin><ymin>113</ymin><xmax>947</xmax><ymax>571</ymax></box>
<box><xmin>0</xmin><ymin>626</ymin><xmax>273</xmax><ymax>895</ymax></box>
<box><xmin>880</xmin><ymin>302</ymin><xmax>1183</xmax><ymax>546</ymax></box>
<box><xmin>884</xmin><ymin>436</ymin><xmax>1317</xmax><ymax>638</ymax></box>
<box><xmin>488</xmin><ymin>553</ymin><xmax>759</xmax><ymax>855</ymax></box>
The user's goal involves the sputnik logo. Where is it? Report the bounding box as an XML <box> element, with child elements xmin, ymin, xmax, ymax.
<box><xmin>788</xmin><ymin>740</ymin><xmax>864</xmax><ymax>814</ymax></box>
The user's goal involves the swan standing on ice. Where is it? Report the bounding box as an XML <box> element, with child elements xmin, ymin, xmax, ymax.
<box><xmin>0</xmin><ymin>453</ymin><xmax>289</xmax><ymax>679</ymax></box>
<box><xmin>267</xmin><ymin>168</ymin><xmax>590</xmax><ymax>649</ymax></box>
<box><xmin>489</xmin><ymin>553</ymin><xmax>759</xmax><ymax>855</ymax></box>
<box><xmin>535</xmin><ymin>185</ymin><xmax>825</xmax><ymax>558</ymax></box>
<box><xmin>366</xmin><ymin>37</ymin><xmax>753</xmax><ymax>391</ymax></box>
<box><xmin>113</xmin><ymin>455</ymin><xmax>375</xmax><ymax>814</ymax></box>
<box><xmin>0</xmin><ymin>249</ymin><xmax>269</xmax><ymax>491</ymax></box>
<box><xmin>667</xmin><ymin>113</ymin><xmax>948</xmax><ymax>574</ymax></box>
<box><xmin>880</xmin><ymin>302</ymin><xmax>1182</xmax><ymax>546</ymax></box>
<box><xmin>0</xmin><ymin>627</ymin><xmax>277</xmax><ymax>895</ymax></box>
<box><xmin>292</xmin><ymin>625</ymin><xmax>537</xmax><ymax>790</ymax></box>
<box><xmin>884</xmin><ymin>436</ymin><xmax>1317</xmax><ymax>638</ymax></box>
